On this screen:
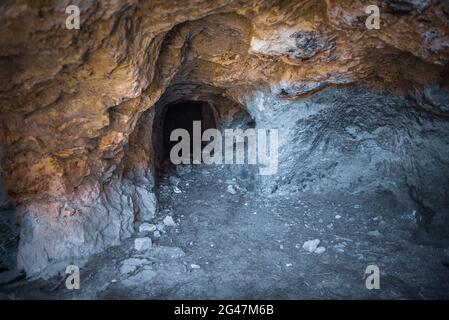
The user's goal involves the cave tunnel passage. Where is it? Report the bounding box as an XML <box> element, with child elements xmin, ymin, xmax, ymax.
<box><xmin>157</xmin><ymin>100</ymin><xmax>216</xmax><ymax>175</ymax></box>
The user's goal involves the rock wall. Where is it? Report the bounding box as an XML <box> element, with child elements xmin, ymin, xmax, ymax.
<box><xmin>0</xmin><ymin>0</ymin><xmax>448</xmax><ymax>277</ymax></box>
<box><xmin>246</xmin><ymin>86</ymin><xmax>449</xmax><ymax>240</ymax></box>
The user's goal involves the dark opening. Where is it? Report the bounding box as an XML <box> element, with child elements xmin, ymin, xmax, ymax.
<box><xmin>156</xmin><ymin>100</ymin><xmax>216</xmax><ymax>176</ymax></box>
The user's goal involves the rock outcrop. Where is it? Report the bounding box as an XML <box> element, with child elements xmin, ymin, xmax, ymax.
<box><xmin>0</xmin><ymin>0</ymin><xmax>448</xmax><ymax>277</ymax></box>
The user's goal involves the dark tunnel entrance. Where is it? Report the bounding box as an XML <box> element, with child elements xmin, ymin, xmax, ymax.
<box><xmin>155</xmin><ymin>100</ymin><xmax>216</xmax><ymax>177</ymax></box>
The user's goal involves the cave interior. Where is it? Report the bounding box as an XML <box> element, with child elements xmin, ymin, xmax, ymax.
<box><xmin>0</xmin><ymin>0</ymin><xmax>449</xmax><ymax>299</ymax></box>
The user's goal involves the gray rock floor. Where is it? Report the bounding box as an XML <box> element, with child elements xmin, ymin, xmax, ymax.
<box><xmin>1</xmin><ymin>164</ymin><xmax>449</xmax><ymax>299</ymax></box>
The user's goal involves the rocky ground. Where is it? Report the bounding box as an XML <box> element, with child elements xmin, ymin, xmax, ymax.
<box><xmin>1</xmin><ymin>163</ymin><xmax>449</xmax><ymax>299</ymax></box>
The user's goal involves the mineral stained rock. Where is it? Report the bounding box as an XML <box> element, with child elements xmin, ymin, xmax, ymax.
<box><xmin>0</xmin><ymin>0</ymin><xmax>448</xmax><ymax>277</ymax></box>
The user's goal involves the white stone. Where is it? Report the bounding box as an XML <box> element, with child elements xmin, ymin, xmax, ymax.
<box><xmin>335</xmin><ymin>214</ymin><xmax>341</xmax><ymax>219</ymax></box>
<box><xmin>134</xmin><ymin>237</ymin><xmax>152</xmax><ymax>251</ymax></box>
<box><xmin>139</xmin><ymin>223</ymin><xmax>156</xmax><ymax>233</ymax></box>
<box><xmin>302</xmin><ymin>239</ymin><xmax>320</xmax><ymax>253</ymax></box>
<box><xmin>134</xmin><ymin>186</ymin><xmax>157</xmax><ymax>222</ymax></box>
<box><xmin>314</xmin><ymin>246</ymin><xmax>326</xmax><ymax>254</ymax></box>
<box><xmin>190</xmin><ymin>264</ymin><xmax>201</xmax><ymax>269</ymax></box>
<box><xmin>227</xmin><ymin>185</ymin><xmax>237</xmax><ymax>194</ymax></box>
<box><xmin>367</xmin><ymin>230</ymin><xmax>381</xmax><ymax>237</ymax></box>
<box><xmin>173</xmin><ymin>186</ymin><xmax>182</xmax><ymax>193</ymax></box>
<box><xmin>163</xmin><ymin>215</ymin><xmax>176</xmax><ymax>227</ymax></box>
